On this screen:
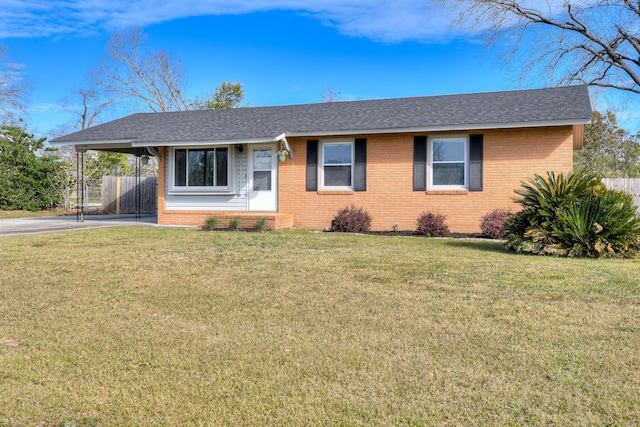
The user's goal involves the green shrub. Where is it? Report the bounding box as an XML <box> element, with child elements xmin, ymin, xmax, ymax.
<box><xmin>0</xmin><ymin>125</ymin><xmax>69</xmax><ymax>210</ymax></box>
<box><xmin>255</xmin><ymin>216</ymin><xmax>268</xmax><ymax>231</ymax></box>
<box><xmin>505</xmin><ymin>170</ymin><xmax>640</xmax><ymax>258</ymax></box>
<box><xmin>203</xmin><ymin>215</ymin><xmax>219</xmax><ymax>230</ymax></box>
<box><xmin>331</xmin><ymin>204</ymin><xmax>372</xmax><ymax>233</ymax></box>
<box><xmin>416</xmin><ymin>211</ymin><xmax>450</xmax><ymax>237</ymax></box>
<box><xmin>228</xmin><ymin>216</ymin><xmax>242</xmax><ymax>230</ymax></box>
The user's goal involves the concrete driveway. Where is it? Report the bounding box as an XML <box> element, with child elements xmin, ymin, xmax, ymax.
<box><xmin>0</xmin><ymin>214</ymin><xmax>165</xmax><ymax>237</ymax></box>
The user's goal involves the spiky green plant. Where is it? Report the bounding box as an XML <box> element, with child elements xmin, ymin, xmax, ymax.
<box><xmin>228</xmin><ymin>216</ymin><xmax>241</xmax><ymax>230</ymax></box>
<box><xmin>203</xmin><ymin>215</ymin><xmax>219</xmax><ymax>230</ymax></box>
<box><xmin>505</xmin><ymin>170</ymin><xmax>640</xmax><ymax>258</ymax></box>
<box><xmin>552</xmin><ymin>187</ymin><xmax>640</xmax><ymax>258</ymax></box>
<box><xmin>254</xmin><ymin>216</ymin><xmax>268</xmax><ymax>231</ymax></box>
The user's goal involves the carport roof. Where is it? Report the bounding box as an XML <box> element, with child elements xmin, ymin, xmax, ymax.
<box><xmin>50</xmin><ymin>85</ymin><xmax>592</xmax><ymax>148</ymax></box>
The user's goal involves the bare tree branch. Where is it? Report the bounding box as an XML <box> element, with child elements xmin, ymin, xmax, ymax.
<box><xmin>60</xmin><ymin>87</ymin><xmax>115</xmax><ymax>131</ymax></box>
<box><xmin>0</xmin><ymin>45</ymin><xmax>29</xmax><ymax>123</ymax></box>
<box><xmin>437</xmin><ymin>0</ymin><xmax>640</xmax><ymax>94</ymax></box>
<box><xmin>92</xmin><ymin>28</ymin><xmax>189</xmax><ymax>112</ymax></box>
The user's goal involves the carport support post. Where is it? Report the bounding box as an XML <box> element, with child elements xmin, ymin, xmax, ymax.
<box><xmin>136</xmin><ymin>155</ymin><xmax>141</xmax><ymax>219</ymax></box>
<box><xmin>76</xmin><ymin>149</ymin><xmax>85</xmax><ymax>223</ymax></box>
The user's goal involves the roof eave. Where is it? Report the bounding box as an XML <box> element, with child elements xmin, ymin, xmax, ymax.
<box><xmin>48</xmin><ymin>138</ymin><xmax>134</xmax><ymax>147</ymax></box>
<box><xmin>130</xmin><ymin>136</ymin><xmax>279</xmax><ymax>147</ymax></box>
<box><xmin>284</xmin><ymin>118</ymin><xmax>592</xmax><ymax>138</ymax></box>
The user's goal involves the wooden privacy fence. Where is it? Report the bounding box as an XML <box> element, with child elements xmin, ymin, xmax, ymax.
<box><xmin>602</xmin><ymin>178</ymin><xmax>640</xmax><ymax>209</ymax></box>
<box><xmin>102</xmin><ymin>176</ymin><xmax>157</xmax><ymax>214</ymax></box>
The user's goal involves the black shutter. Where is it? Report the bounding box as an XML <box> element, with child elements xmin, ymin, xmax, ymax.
<box><xmin>413</xmin><ymin>136</ymin><xmax>427</xmax><ymax>191</ymax></box>
<box><xmin>354</xmin><ymin>138</ymin><xmax>367</xmax><ymax>191</ymax></box>
<box><xmin>469</xmin><ymin>134</ymin><xmax>483</xmax><ymax>191</ymax></box>
<box><xmin>306</xmin><ymin>140</ymin><xmax>319</xmax><ymax>191</ymax></box>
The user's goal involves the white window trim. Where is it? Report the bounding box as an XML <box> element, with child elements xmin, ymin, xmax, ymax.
<box><xmin>428</xmin><ymin>135</ymin><xmax>469</xmax><ymax>190</ymax></box>
<box><xmin>167</xmin><ymin>146</ymin><xmax>236</xmax><ymax>195</ymax></box>
<box><xmin>319</xmin><ymin>138</ymin><xmax>355</xmax><ymax>190</ymax></box>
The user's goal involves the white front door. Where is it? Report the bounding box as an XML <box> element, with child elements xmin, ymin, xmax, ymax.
<box><xmin>248</xmin><ymin>144</ymin><xmax>277</xmax><ymax>211</ymax></box>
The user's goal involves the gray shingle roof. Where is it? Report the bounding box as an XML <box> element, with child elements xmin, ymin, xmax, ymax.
<box><xmin>51</xmin><ymin>86</ymin><xmax>591</xmax><ymax>145</ymax></box>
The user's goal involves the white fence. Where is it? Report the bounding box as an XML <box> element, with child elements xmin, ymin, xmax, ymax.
<box><xmin>602</xmin><ymin>178</ymin><xmax>640</xmax><ymax>209</ymax></box>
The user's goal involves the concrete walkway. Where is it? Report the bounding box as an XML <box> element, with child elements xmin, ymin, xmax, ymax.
<box><xmin>0</xmin><ymin>214</ymin><xmax>165</xmax><ymax>237</ymax></box>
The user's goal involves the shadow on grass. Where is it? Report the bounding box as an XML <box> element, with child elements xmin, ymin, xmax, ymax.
<box><xmin>443</xmin><ymin>239</ymin><xmax>515</xmax><ymax>255</ymax></box>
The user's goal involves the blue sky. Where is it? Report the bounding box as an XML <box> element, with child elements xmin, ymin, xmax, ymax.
<box><xmin>0</xmin><ymin>0</ymin><xmax>636</xmax><ymax>139</ymax></box>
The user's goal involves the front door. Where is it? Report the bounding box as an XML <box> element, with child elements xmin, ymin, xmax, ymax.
<box><xmin>248</xmin><ymin>144</ymin><xmax>277</xmax><ymax>211</ymax></box>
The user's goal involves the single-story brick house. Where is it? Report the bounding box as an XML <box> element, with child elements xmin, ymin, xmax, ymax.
<box><xmin>51</xmin><ymin>85</ymin><xmax>592</xmax><ymax>233</ymax></box>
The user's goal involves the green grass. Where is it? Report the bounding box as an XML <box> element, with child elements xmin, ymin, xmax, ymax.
<box><xmin>0</xmin><ymin>229</ymin><xmax>639</xmax><ymax>426</ymax></box>
<box><xmin>0</xmin><ymin>209</ymin><xmax>68</xmax><ymax>219</ymax></box>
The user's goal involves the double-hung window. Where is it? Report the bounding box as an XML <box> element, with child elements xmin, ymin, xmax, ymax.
<box><xmin>321</xmin><ymin>140</ymin><xmax>353</xmax><ymax>189</ymax></box>
<box><xmin>428</xmin><ymin>136</ymin><xmax>468</xmax><ymax>189</ymax></box>
<box><xmin>174</xmin><ymin>147</ymin><xmax>229</xmax><ymax>189</ymax></box>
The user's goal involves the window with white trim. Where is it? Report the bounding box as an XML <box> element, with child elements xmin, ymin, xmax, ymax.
<box><xmin>428</xmin><ymin>136</ymin><xmax>468</xmax><ymax>189</ymax></box>
<box><xmin>174</xmin><ymin>147</ymin><xmax>229</xmax><ymax>188</ymax></box>
<box><xmin>320</xmin><ymin>140</ymin><xmax>354</xmax><ymax>189</ymax></box>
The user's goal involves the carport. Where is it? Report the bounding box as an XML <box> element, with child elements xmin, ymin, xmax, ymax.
<box><xmin>52</xmin><ymin>139</ymin><xmax>160</xmax><ymax>222</ymax></box>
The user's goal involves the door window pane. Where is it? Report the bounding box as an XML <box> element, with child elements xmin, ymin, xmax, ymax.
<box><xmin>253</xmin><ymin>149</ymin><xmax>272</xmax><ymax>170</ymax></box>
<box><xmin>253</xmin><ymin>171</ymin><xmax>272</xmax><ymax>191</ymax></box>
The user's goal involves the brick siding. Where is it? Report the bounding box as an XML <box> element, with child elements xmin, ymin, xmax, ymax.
<box><xmin>280</xmin><ymin>127</ymin><xmax>574</xmax><ymax>233</ymax></box>
<box><xmin>156</xmin><ymin>126</ymin><xmax>574</xmax><ymax>233</ymax></box>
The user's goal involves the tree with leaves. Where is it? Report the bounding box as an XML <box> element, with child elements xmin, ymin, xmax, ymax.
<box><xmin>190</xmin><ymin>81</ymin><xmax>245</xmax><ymax>110</ymax></box>
<box><xmin>0</xmin><ymin>45</ymin><xmax>29</xmax><ymax>124</ymax></box>
<box><xmin>435</xmin><ymin>0</ymin><xmax>640</xmax><ymax>94</ymax></box>
<box><xmin>575</xmin><ymin>110</ymin><xmax>640</xmax><ymax>177</ymax></box>
<box><xmin>82</xmin><ymin>151</ymin><xmax>131</xmax><ymax>187</ymax></box>
<box><xmin>0</xmin><ymin>126</ymin><xmax>69</xmax><ymax>210</ymax></box>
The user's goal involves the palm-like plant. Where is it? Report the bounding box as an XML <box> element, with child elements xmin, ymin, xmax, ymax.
<box><xmin>505</xmin><ymin>170</ymin><xmax>640</xmax><ymax>258</ymax></box>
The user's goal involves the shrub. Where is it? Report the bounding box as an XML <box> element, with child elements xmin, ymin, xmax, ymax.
<box><xmin>255</xmin><ymin>216</ymin><xmax>268</xmax><ymax>231</ymax></box>
<box><xmin>331</xmin><ymin>204</ymin><xmax>372</xmax><ymax>233</ymax></box>
<box><xmin>228</xmin><ymin>216</ymin><xmax>241</xmax><ymax>230</ymax></box>
<box><xmin>416</xmin><ymin>211</ymin><xmax>450</xmax><ymax>237</ymax></box>
<box><xmin>203</xmin><ymin>215</ymin><xmax>219</xmax><ymax>230</ymax></box>
<box><xmin>480</xmin><ymin>208</ymin><xmax>512</xmax><ymax>239</ymax></box>
<box><xmin>504</xmin><ymin>170</ymin><xmax>640</xmax><ymax>258</ymax></box>
<box><xmin>0</xmin><ymin>125</ymin><xmax>69</xmax><ymax>210</ymax></box>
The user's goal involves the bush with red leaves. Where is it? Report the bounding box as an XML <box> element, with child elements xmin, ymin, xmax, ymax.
<box><xmin>331</xmin><ymin>204</ymin><xmax>372</xmax><ymax>233</ymax></box>
<box><xmin>416</xmin><ymin>211</ymin><xmax>450</xmax><ymax>237</ymax></box>
<box><xmin>480</xmin><ymin>208</ymin><xmax>512</xmax><ymax>239</ymax></box>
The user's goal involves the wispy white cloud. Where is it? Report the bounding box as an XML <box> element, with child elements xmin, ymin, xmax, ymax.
<box><xmin>0</xmin><ymin>0</ymin><xmax>458</xmax><ymax>43</ymax></box>
<box><xmin>29</xmin><ymin>102</ymin><xmax>65</xmax><ymax>113</ymax></box>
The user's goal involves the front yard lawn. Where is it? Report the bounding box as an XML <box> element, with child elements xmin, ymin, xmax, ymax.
<box><xmin>0</xmin><ymin>209</ymin><xmax>68</xmax><ymax>219</ymax></box>
<box><xmin>0</xmin><ymin>228</ymin><xmax>638</xmax><ymax>425</ymax></box>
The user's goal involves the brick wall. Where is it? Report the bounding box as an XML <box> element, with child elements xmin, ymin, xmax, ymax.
<box><xmin>280</xmin><ymin>126</ymin><xmax>574</xmax><ymax>233</ymax></box>
<box><xmin>156</xmin><ymin>126</ymin><xmax>574</xmax><ymax>233</ymax></box>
